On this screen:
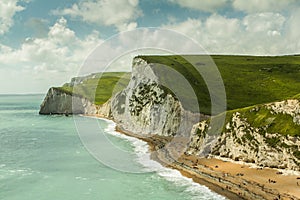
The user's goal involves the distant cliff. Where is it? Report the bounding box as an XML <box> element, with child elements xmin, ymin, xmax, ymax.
<box><xmin>39</xmin><ymin>87</ymin><xmax>97</xmax><ymax>115</ymax></box>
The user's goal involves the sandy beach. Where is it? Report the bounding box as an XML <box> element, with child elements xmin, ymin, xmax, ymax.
<box><xmin>113</xmin><ymin>125</ymin><xmax>300</xmax><ymax>200</ymax></box>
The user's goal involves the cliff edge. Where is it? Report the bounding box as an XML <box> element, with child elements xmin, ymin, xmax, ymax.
<box><xmin>39</xmin><ymin>55</ymin><xmax>300</xmax><ymax>172</ymax></box>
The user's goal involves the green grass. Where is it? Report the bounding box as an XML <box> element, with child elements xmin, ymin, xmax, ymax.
<box><xmin>219</xmin><ymin>104</ymin><xmax>300</xmax><ymax>137</ymax></box>
<box><xmin>57</xmin><ymin>72</ymin><xmax>130</xmax><ymax>105</ymax></box>
<box><xmin>137</xmin><ymin>55</ymin><xmax>300</xmax><ymax>114</ymax></box>
<box><xmin>243</xmin><ymin>106</ymin><xmax>300</xmax><ymax>137</ymax></box>
<box><xmin>265</xmin><ymin>137</ymin><xmax>281</xmax><ymax>148</ymax></box>
<box><xmin>293</xmin><ymin>93</ymin><xmax>300</xmax><ymax>100</ymax></box>
<box><xmin>56</xmin><ymin>55</ymin><xmax>300</xmax><ymax>115</ymax></box>
<box><xmin>294</xmin><ymin>150</ymin><xmax>300</xmax><ymax>159</ymax></box>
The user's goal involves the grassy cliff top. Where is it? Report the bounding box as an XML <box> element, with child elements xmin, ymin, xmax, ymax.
<box><xmin>57</xmin><ymin>72</ymin><xmax>130</xmax><ymax>105</ymax></box>
<box><xmin>55</xmin><ymin>55</ymin><xmax>300</xmax><ymax>115</ymax></box>
<box><xmin>137</xmin><ymin>55</ymin><xmax>300</xmax><ymax>114</ymax></box>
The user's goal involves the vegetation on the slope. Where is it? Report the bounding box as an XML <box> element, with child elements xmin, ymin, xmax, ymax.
<box><xmin>293</xmin><ymin>93</ymin><xmax>300</xmax><ymax>100</ymax></box>
<box><xmin>58</xmin><ymin>72</ymin><xmax>130</xmax><ymax>105</ymax></box>
<box><xmin>137</xmin><ymin>55</ymin><xmax>300</xmax><ymax>115</ymax></box>
<box><xmin>244</xmin><ymin>107</ymin><xmax>300</xmax><ymax>137</ymax></box>
<box><xmin>220</xmin><ymin>103</ymin><xmax>300</xmax><ymax>138</ymax></box>
<box><xmin>137</xmin><ymin>55</ymin><xmax>211</xmax><ymax>113</ymax></box>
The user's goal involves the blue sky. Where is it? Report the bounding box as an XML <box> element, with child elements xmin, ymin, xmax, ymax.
<box><xmin>0</xmin><ymin>0</ymin><xmax>299</xmax><ymax>94</ymax></box>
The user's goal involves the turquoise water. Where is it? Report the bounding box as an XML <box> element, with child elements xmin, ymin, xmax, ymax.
<box><xmin>0</xmin><ymin>95</ymin><xmax>225</xmax><ymax>200</ymax></box>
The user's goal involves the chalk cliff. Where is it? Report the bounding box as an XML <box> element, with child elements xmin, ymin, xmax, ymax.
<box><xmin>39</xmin><ymin>57</ymin><xmax>300</xmax><ymax>171</ymax></box>
<box><xmin>110</xmin><ymin>57</ymin><xmax>205</xmax><ymax>137</ymax></box>
<box><xmin>39</xmin><ymin>87</ymin><xmax>113</xmax><ymax>118</ymax></box>
<box><xmin>187</xmin><ymin>99</ymin><xmax>300</xmax><ymax>171</ymax></box>
<box><xmin>39</xmin><ymin>87</ymin><xmax>97</xmax><ymax>115</ymax></box>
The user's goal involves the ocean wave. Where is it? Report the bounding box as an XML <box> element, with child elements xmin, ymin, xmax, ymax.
<box><xmin>99</xmin><ymin>118</ymin><xmax>226</xmax><ymax>200</ymax></box>
<box><xmin>0</xmin><ymin>165</ymin><xmax>36</xmax><ymax>180</ymax></box>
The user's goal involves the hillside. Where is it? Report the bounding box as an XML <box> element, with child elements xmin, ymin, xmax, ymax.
<box><xmin>187</xmin><ymin>97</ymin><xmax>300</xmax><ymax>170</ymax></box>
<box><xmin>51</xmin><ymin>55</ymin><xmax>300</xmax><ymax>115</ymax></box>
<box><xmin>138</xmin><ymin>55</ymin><xmax>300</xmax><ymax>114</ymax></box>
<box><xmin>57</xmin><ymin>72</ymin><xmax>130</xmax><ymax>105</ymax></box>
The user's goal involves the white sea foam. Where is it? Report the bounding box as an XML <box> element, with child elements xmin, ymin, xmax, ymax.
<box><xmin>97</xmin><ymin>117</ymin><xmax>227</xmax><ymax>200</ymax></box>
<box><xmin>75</xmin><ymin>176</ymin><xmax>88</xmax><ymax>181</ymax></box>
<box><xmin>0</xmin><ymin>166</ymin><xmax>35</xmax><ymax>179</ymax></box>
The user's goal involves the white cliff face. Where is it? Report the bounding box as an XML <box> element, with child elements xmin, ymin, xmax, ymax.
<box><xmin>96</xmin><ymin>99</ymin><xmax>112</xmax><ymax>118</ymax></box>
<box><xmin>39</xmin><ymin>87</ymin><xmax>97</xmax><ymax>115</ymax></box>
<box><xmin>186</xmin><ymin>101</ymin><xmax>300</xmax><ymax>171</ymax></box>
<box><xmin>109</xmin><ymin>58</ymin><xmax>206</xmax><ymax>139</ymax></box>
<box><xmin>187</xmin><ymin>121</ymin><xmax>215</xmax><ymax>156</ymax></box>
<box><xmin>110</xmin><ymin>58</ymin><xmax>183</xmax><ymax>136</ymax></box>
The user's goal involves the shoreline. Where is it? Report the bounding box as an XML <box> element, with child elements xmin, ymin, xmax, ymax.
<box><xmin>88</xmin><ymin>115</ymin><xmax>300</xmax><ymax>200</ymax></box>
<box><xmin>114</xmin><ymin>126</ymin><xmax>247</xmax><ymax>200</ymax></box>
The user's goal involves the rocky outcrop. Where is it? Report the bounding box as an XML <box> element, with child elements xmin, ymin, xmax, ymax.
<box><xmin>110</xmin><ymin>57</ymin><xmax>206</xmax><ymax>137</ymax></box>
<box><xmin>186</xmin><ymin>100</ymin><xmax>300</xmax><ymax>171</ymax></box>
<box><xmin>266</xmin><ymin>99</ymin><xmax>300</xmax><ymax>125</ymax></box>
<box><xmin>39</xmin><ymin>87</ymin><xmax>97</xmax><ymax>115</ymax></box>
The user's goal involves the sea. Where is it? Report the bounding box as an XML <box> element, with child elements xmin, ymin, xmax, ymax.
<box><xmin>0</xmin><ymin>94</ymin><xmax>226</xmax><ymax>200</ymax></box>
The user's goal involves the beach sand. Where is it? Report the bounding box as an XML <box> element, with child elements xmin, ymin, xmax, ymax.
<box><xmin>114</xmin><ymin>126</ymin><xmax>300</xmax><ymax>200</ymax></box>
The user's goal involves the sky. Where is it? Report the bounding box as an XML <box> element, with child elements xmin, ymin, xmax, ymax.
<box><xmin>0</xmin><ymin>0</ymin><xmax>299</xmax><ymax>94</ymax></box>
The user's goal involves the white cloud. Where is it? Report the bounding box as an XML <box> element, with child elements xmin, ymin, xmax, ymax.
<box><xmin>168</xmin><ymin>0</ymin><xmax>228</xmax><ymax>12</ymax></box>
<box><xmin>0</xmin><ymin>17</ymin><xmax>103</xmax><ymax>93</ymax></box>
<box><xmin>52</xmin><ymin>0</ymin><xmax>142</xmax><ymax>31</ymax></box>
<box><xmin>232</xmin><ymin>0</ymin><xmax>297</xmax><ymax>13</ymax></box>
<box><xmin>0</xmin><ymin>24</ymin><xmax>210</xmax><ymax>93</ymax></box>
<box><xmin>117</xmin><ymin>22</ymin><xmax>138</xmax><ymax>32</ymax></box>
<box><xmin>205</xmin><ymin>14</ymin><xmax>241</xmax><ymax>38</ymax></box>
<box><xmin>165</xmin><ymin>14</ymin><xmax>241</xmax><ymax>38</ymax></box>
<box><xmin>165</xmin><ymin>18</ymin><xmax>202</xmax><ymax>37</ymax></box>
<box><xmin>163</xmin><ymin>12</ymin><xmax>300</xmax><ymax>55</ymax></box>
<box><xmin>0</xmin><ymin>17</ymin><xmax>102</xmax><ymax>68</ymax></box>
<box><xmin>243</xmin><ymin>13</ymin><xmax>285</xmax><ymax>34</ymax></box>
<box><xmin>48</xmin><ymin>17</ymin><xmax>76</xmax><ymax>45</ymax></box>
<box><xmin>0</xmin><ymin>0</ymin><xmax>26</xmax><ymax>34</ymax></box>
<box><xmin>163</xmin><ymin>14</ymin><xmax>241</xmax><ymax>52</ymax></box>
<box><xmin>284</xmin><ymin>8</ymin><xmax>300</xmax><ymax>52</ymax></box>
